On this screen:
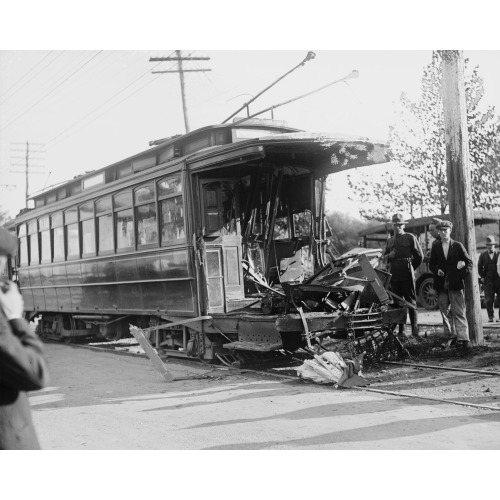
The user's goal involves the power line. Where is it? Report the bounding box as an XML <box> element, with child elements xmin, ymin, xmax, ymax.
<box><xmin>45</xmin><ymin>53</ymin><xmax>177</xmax><ymax>148</ymax></box>
<box><xmin>0</xmin><ymin>51</ymin><xmax>62</xmax><ymax>106</ymax></box>
<box><xmin>47</xmin><ymin>71</ymin><xmax>167</xmax><ymax>149</ymax></box>
<box><xmin>0</xmin><ymin>51</ymin><xmax>103</xmax><ymax>132</ymax></box>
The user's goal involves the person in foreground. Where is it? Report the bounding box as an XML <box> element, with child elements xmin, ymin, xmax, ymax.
<box><xmin>0</xmin><ymin>226</ymin><xmax>49</xmax><ymax>449</ymax></box>
<box><xmin>429</xmin><ymin>220</ymin><xmax>473</xmax><ymax>350</ymax></box>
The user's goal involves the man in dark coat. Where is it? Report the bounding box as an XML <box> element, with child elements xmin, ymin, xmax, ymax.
<box><xmin>0</xmin><ymin>226</ymin><xmax>49</xmax><ymax>449</ymax></box>
<box><xmin>384</xmin><ymin>213</ymin><xmax>424</xmax><ymax>337</ymax></box>
<box><xmin>478</xmin><ymin>235</ymin><xmax>500</xmax><ymax>322</ymax></box>
<box><xmin>429</xmin><ymin>220</ymin><xmax>473</xmax><ymax>349</ymax></box>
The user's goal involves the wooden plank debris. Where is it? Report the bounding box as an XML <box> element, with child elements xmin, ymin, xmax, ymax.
<box><xmin>129</xmin><ymin>325</ymin><xmax>175</xmax><ymax>382</ymax></box>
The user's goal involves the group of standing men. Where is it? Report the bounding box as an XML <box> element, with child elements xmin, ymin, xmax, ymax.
<box><xmin>384</xmin><ymin>213</ymin><xmax>500</xmax><ymax>350</ymax></box>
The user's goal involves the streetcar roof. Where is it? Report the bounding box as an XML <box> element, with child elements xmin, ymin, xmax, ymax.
<box><xmin>22</xmin><ymin>119</ymin><xmax>389</xmax><ymax>218</ymax></box>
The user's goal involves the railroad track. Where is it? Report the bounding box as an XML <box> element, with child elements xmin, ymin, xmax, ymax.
<box><xmin>54</xmin><ymin>336</ymin><xmax>500</xmax><ymax>413</ymax></box>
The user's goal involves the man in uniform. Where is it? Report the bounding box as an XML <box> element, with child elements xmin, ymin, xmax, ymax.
<box><xmin>478</xmin><ymin>235</ymin><xmax>500</xmax><ymax>322</ymax></box>
<box><xmin>429</xmin><ymin>220</ymin><xmax>473</xmax><ymax>350</ymax></box>
<box><xmin>384</xmin><ymin>213</ymin><xmax>424</xmax><ymax>337</ymax></box>
<box><xmin>0</xmin><ymin>226</ymin><xmax>49</xmax><ymax>449</ymax></box>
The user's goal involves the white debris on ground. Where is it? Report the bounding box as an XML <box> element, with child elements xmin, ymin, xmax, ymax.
<box><xmin>88</xmin><ymin>338</ymin><xmax>139</xmax><ymax>346</ymax></box>
<box><xmin>88</xmin><ymin>337</ymin><xmax>145</xmax><ymax>355</ymax></box>
<box><xmin>296</xmin><ymin>351</ymin><xmax>367</xmax><ymax>388</ymax></box>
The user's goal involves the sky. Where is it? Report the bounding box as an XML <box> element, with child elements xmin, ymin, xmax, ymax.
<box><xmin>1</xmin><ymin>2</ymin><xmax>499</xmax><ymax>222</ymax></box>
<box><xmin>3</xmin><ymin>48</ymin><xmax>500</xmax><ymax>220</ymax></box>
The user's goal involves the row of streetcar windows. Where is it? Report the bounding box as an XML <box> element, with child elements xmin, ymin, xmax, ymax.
<box><xmin>17</xmin><ymin>174</ymin><xmax>185</xmax><ymax>266</ymax></box>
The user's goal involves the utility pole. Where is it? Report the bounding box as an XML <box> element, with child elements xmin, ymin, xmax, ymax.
<box><xmin>150</xmin><ymin>51</ymin><xmax>211</xmax><ymax>133</ymax></box>
<box><xmin>10</xmin><ymin>141</ymin><xmax>45</xmax><ymax>208</ymax></box>
<box><xmin>440</xmin><ymin>50</ymin><xmax>483</xmax><ymax>344</ymax></box>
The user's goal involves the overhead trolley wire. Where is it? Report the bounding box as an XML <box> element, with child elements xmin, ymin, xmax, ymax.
<box><xmin>46</xmin><ymin>52</ymin><xmax>177</xmax><ymax>148</ymax></box>
<box><xmin>0</xmin><ymin>51</ymin><xmax>103</xmax><ymax>133</ymax></box>
<box><xmin>0</xmin><ymin>51</ymin><xmax>62</xmax><ymax>106</ymax></box>
<box><xmin>48</xmin><ymin>71</ymin><xmax>167</xmax><ymax>149</ymax></box>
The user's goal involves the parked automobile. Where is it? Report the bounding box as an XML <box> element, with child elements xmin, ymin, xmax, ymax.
<box><xmin>359</xmin><ymin>212</ymin><xmax>500</xmax><ymax>310</ymax></box>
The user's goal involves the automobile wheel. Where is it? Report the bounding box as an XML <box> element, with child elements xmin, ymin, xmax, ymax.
<box><xmin>419</xmin><ymin>277</ymin><xmax>438</xmax><ymax>310</ymax></box>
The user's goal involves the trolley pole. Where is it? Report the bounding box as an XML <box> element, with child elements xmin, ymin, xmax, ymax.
<box><xmin>150</xmin><ymin>52</ymin><xmax>211</xmax><ymax>134</ymax></box>
<box><xmin>440</xmin><ymin>50</ymin><xmax>483</xmax><ymax>344</ymax></box>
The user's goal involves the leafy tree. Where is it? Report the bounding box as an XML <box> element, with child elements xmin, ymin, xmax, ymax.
<box><xmin>326</xmin><ymin>210</ymin><xmax>378</xmax><ymax>254</ymax></box>
<box><xmin>347</xmin><ymin>51</ymin><xmax>500</xmax><ymax>221</ymax></box>
<box><xmin>0</xmin><ymin>208</ymin><xmax>10</xmax><ymax>226</ymax></box>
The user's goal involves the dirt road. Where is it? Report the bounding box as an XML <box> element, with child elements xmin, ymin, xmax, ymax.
<box><xmin>29</xmin><ymin>341</ymin><xmax>500</xmax><ymax>450</ymax></box>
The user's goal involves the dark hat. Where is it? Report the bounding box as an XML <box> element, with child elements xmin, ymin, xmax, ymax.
<box><xmin>391</xmin><ymin>213</ymin><xmax>406</xmax><ymax>224</ymax></box>
<box><xmin>431</xmin><ymin>217</ymin><xmax>443</xmax><ymax>225</ymax></box>
<box><xmin>486</xmin><ymin>235</ymin><xmax>496</xmax><ymax>245</ymax></box>
<box><xmin>436</xmin><ymin>220</ymin><xmax>453</xmax><ymax>230</ymax></box>
<box><xmin>0</xmin><ymin>226</ymin><xmax>18</xmax><ymax>256</ymax></box>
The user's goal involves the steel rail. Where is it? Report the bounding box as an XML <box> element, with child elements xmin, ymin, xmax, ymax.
<box><xmin>380</xmin><ymin>360</ymin><xmax>500</xmax><ymax>377</ymax></box>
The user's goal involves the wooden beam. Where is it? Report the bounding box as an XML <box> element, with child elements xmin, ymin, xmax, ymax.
<box><xmin>129</xmin><ymin>325</ymin><xmax>175</xmax><ymax>382</ymax></box>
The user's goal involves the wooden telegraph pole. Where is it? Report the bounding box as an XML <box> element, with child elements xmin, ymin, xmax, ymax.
<box><xmin>150</xmin><ymin>51</ymin><xmax>211</xmax><ymax>134</ymax></box>
<box><xmin>440</xmin><ymin>50</ymin><xmax>483</xmax><ymax>344</ymax></box>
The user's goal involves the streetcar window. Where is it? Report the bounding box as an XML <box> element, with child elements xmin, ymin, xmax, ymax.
<box><xmin>40</xmin><ymin>230</ymin><xmax>51</xmax><ymax>263</ymax></box>
<box><xmin>53</xmin><ymin>227</ymin><xmax>65</xmax><ymax>260</ymax></box>
<box><xmin>39</xmin><ymin>216</ymin><xmax>51</xmax><ymax>263</ymax></box>
<box><xmin>18</xmin><ymin>224</ymin><xmax>28</xmax><ymax>266</ymax></box>
<box><xmin>158</xmin><ymin>174</ymin><xmax>184</xmax><ymax>245</ymax></box>
<box><xmin>132</xmin><ymin>156</ymin><xmax>155</xmax><ymax>173</ymax></box>
<box><xmin>46</xmin><ymin>192</ymin><xmax>56</xmax><ymax>204</ymax></box>
<box><xmin>98</xmin><ymin>214</ymin><xmax>113</xmax><ymax>254</ymax></box>
<box><xmin>160</xmin><ymin>198</ymin><xmax>184</xmax><ymax>244</ymax></box>
<box><xmin>114</xmin><ymin>191</ymin><xmax>133</xmax><ymax>210</ymax></box>
<box><xmin>19</xmin><ymin>236</ymin><xmax>28</xmax><ymax>266</ymax></box>
<box><xmin>116</xmin><ymin>164</ymin><xmax>132</xmax><ymax>179</ymax></box>
<box><xmin>51</xmin><ymin>212</ymin><xmax>63</xmax><ymax>227</ymax></box>
<box><xmin>81</xmin><ymin>219</ymin><xmax>96</xmax><ymax>255</ymax></box>
<box><xmin>67</xmin><ymin>223</ymin><xmax>79</xmax><ymax>258</ymax></box>
<box><xmin>80</xmin><ymin>202</ymin><xmax>95</xmax><ymax>256</ymax></box>
<box><xmin>96</xmin><ymin>197</ymin><xmax>112</xmax><ymax>214</ymax></box>
<box><xmin>62</xmin><ymin>208</ymin><xmax>79</xmax><ymax>259</ymax></box>
<box><xmin>83</xmin><ymin>173</ymin><xmax>104</xmax><ymax>190</ymax></box>
<box><xmin>50</xmin><ymin>214</ymin><xmax>64</xmax><ymax>262</ymax></box>
<box><xmin>137</xmin><ymin>203</ymin><xmax>157</xmax><ymax>246</ymax></box>
<box><xmin>158</xmin><ymin>174</ymin><xmax>182</xmax><ymax>196</ymax></box>
<box><xmin>116</xmin><ymin>209</ymin><xmax>134</xmax><ymax>250</ymax></box>
<box><xmin>28</xmin><ymin>221</ymin><xmax>39</xmax><ymax>265</ymax></box>
<box><xmin>134</xmin><ymin>183</ymin><xmax>155</xmax><ymax>204</ymax></box>
<box><xmin>64</xmin><ymin>208</ymin><xmax>78</xmax><ymax>224</ymax></box>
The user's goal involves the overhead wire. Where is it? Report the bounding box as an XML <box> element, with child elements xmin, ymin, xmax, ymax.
<box><xmin>0</xmin><ymin>51</ymin><xmax>62</xmax><ymax>106</ymax></box>
<box><xmin>0</xmin><ymin>51</ymin><xmax>103</xmax><ymax>132</ymax></box>
<box><xmin>46</xmin><ymin>52</ymin><xmax>178</xmax><ymax>148</ymax></box>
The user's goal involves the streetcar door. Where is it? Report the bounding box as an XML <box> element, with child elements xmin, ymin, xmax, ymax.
<box><xmin>199</xmin><ymin>179</ymin><xmax>245</xmax><ymax>313</ymax></box>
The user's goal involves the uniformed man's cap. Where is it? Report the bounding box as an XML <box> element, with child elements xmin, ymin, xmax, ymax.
<box><xmin>436</xmin><ymin>220</ymin><xmax>453</xmax><ymax>230</ymax></box>
<box><xmin>391</xmin><ymin>213</ymin><xmax>406</xmax><ymax>224</ymax></box>
<box><xmin>0</xmin><ymin>226</ymin><xmax>18</xmax><ymax>256</ymax></box>
<box><xmin>486</xmin><ymin>235</ymin><xmax>496</xmax><ymax>246</ymax></box>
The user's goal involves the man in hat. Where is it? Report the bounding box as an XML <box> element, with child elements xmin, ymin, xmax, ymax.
<box><xmin>0</xmin><ymin>226</ymin><xmax>49</xmax><ymax>449</ymax></box>
<box><xmin>478</xmin><ymin>235</ymin><xmax>500</xmax><ymax>322</ymax></box>
<box><xmin>384</xmin><ymin>213</ymin><xmax>424</xmax><ymax>337</ymax></box>
<box><xmin>429</xmin><ymin>220</ymin><xmax>473</xmax><ymax>349</ymax></box>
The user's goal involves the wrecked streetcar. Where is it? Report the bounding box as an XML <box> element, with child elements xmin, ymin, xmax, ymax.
<box><xmin>8</xmin><ymin>118</ymin><xmax>406</xmax><ymax>363</ymax></box>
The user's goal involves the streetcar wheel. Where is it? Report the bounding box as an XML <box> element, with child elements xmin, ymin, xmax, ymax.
<box><xmin>419</xmin><ymin>277</ymin><xmax>438</xmax><ymax>310</ymax></box>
